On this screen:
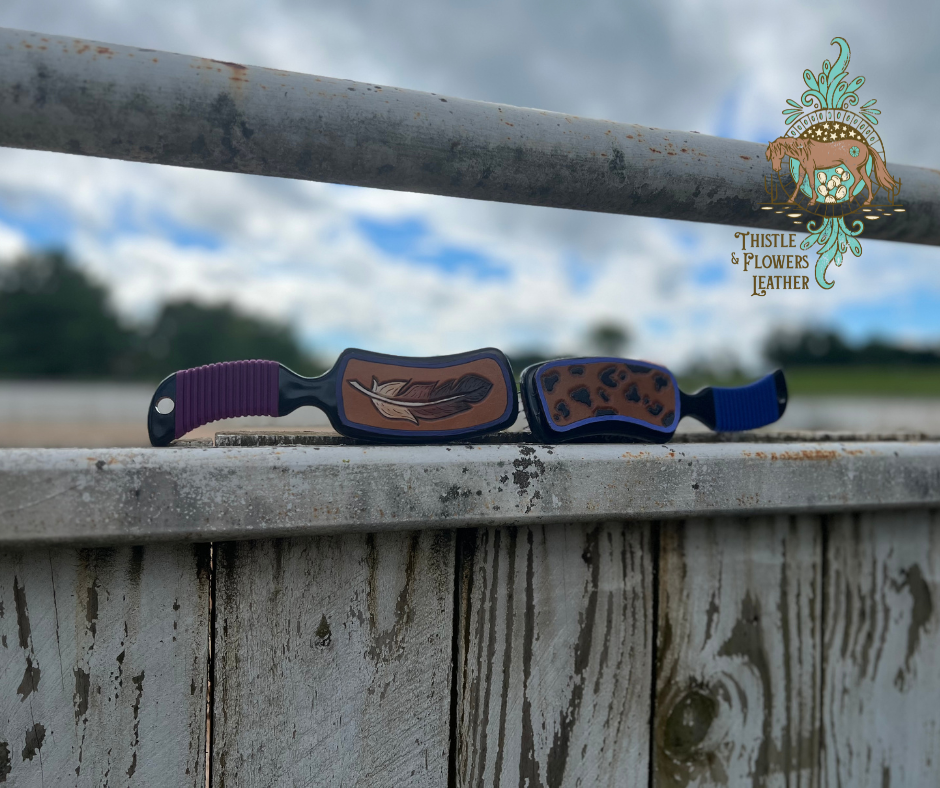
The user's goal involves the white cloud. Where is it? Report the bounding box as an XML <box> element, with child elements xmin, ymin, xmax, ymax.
<box><xmin>0</xmin><ymin>223</ymin><xmax>26</xmax><ymax>262</ymax></box>
<box><xmin>0</xmin><ymin>0</ymin><xmax>938</xmax><ymax>374</ymax></box>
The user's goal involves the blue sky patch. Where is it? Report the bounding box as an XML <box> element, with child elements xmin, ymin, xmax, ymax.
<box><xmin>672</xmin><ymin>229</ymin><xmax>699</xmax><ymax>252</ymax></box>
<box><xmin>834</xmin><ymin>289</ymin><xmax>940</xmax><ymax>344</ymax></box>
<box><xmin>150</xmin><ymin>212</ymin><xmax>223</xmax><ymax>251</ymax></box>
<box><xmin>646</xmin><ymin>317</ymin><xmax>673</xmax><ymax>336</ymax></box>
<box><xmin>692</xmin><ymin>263</ymin><xmax>727</xmax><ymax>286</ymax></box>
<box><xmin>565</xmin><ymin>254</ymin><xmax>594</xmax><ymax>293</ymax></box>
<box><xmin>356</xmin><ymin>216</ymin><xmax>510</xmax><ymax>281</ymax></box>
<box><xmin>711</xmin><ymin>84</ymin><xmax>779</xmax><ymax>145</ymax></box>
<box><xmin>0</xmin><ymin>195</ymin><xmax>74</xmax><ymax>249</ymax></box>
<box><xmin>713</xmin><ymin>86</ymin><xmax>740</xmax><ymax>140</ymax></box>
<box><xmin>0</xmin><ymin>193</ymin><xmax>223</xmax><ymax>253</ymax></box>
<box><xmin>106</xmin><ymin>200</ymin><xmax>223</xmax><ymax>251</ymax></box>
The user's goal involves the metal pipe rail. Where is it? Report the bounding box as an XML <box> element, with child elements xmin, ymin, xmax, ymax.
<box><xmin>2</xmin><ymin>27</ymin><xmax>939</xmax><ymax>244</ymax></box>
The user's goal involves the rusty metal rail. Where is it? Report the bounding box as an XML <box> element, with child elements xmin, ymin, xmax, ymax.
<box><xmin>1</xmin><ymin>27</ymin><xmax>939</xmax><ymax>244</ymax></box>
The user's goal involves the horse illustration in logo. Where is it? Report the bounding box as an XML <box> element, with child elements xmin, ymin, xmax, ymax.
<box><xmin>766</xmin><ymin>136</ymin><xmax>898</xmax><ymax>206</ymax></box>
<box><xmin>760</xmin><ymin>37</ymin><xmax>903</xmax><ymax>289</ymax></box>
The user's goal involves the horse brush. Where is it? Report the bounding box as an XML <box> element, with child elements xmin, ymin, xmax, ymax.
<box><xmin>148</xmin><ymin>348</ymin><xmax>518</xmax><ymax>446</ymax></box>
<box><xmin>520</xmin><ymin>358</ymin><xmax>787</xmax><ymax>443</ymax></box>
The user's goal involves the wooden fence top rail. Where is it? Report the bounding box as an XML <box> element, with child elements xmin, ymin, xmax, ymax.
<box><xmin>1</xmin><ymin>438</ymin><xmax>938</xmax><ymax>546</ymax></box>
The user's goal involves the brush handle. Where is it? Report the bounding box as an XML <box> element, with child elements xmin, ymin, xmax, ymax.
<box><xmin>148</xmin><ymin>360</ymin><xmax>281</xmax><ymax>446</ymax></box>
<box><xmin>148</xmin><ymin>348</ymin><xmax>516</xmax><ymax>446</ymax></box>
<box><xmin>680</xmin><ymin>370</ymin><xmax>788</xmax><ymax>432</ymax></box>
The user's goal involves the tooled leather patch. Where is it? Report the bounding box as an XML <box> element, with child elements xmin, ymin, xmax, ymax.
<box><xmin>539</xmin><ymin>361</ymin><xmax>676</xmax><ymax>429</ymax></box>
<box><xmin>341</xmin><ymin>357</ymin><xmax>509</xmax><ymax>431</ymax></box>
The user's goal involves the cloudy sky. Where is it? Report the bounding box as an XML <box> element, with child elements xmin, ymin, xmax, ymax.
<box><xmin>0</xmin><ymin>0</ymin><xmax>938</xmax><ymax>371</ymax></box>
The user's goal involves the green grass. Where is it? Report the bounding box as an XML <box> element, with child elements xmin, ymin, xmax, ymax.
<box><xmin>677</xmin><ymin>366</ymin><xmax>940</xmax><ymax>398</ymax></box>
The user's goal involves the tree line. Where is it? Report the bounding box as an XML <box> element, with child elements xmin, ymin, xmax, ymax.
<box><xmin>0</xmin><ymin>252</ymin><xmax>319</xmax><ymax>379</ymax></box>
<box><xmin>765</xmin><ymin>329</ymin><xmax>940</xmax><ymax>367</ymax></box>
<box><xmin>1</xmin><ymin>252</ymin><xmax>937</xmax><ymax>379</ymax></box>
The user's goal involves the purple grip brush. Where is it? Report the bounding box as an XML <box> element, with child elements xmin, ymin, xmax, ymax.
<box><xmin>148</xmin><ymin>348</ymin><xmax>518</xmax><ymax>446</ymax></box>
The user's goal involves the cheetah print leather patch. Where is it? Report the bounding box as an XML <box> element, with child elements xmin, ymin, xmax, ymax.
<box><xmin>539</xmin><ymin>361</ymin><xmax>677</xmax><ymax>430</ymax></box>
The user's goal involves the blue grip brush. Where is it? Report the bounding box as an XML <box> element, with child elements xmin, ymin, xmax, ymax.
<box><xmin>520</xmin><ymin>358</ymin><xmax>787</xmax><ymax>443</ymax></box>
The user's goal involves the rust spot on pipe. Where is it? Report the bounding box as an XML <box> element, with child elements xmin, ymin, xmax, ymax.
<box><xmin>212</xmin><ymin>59</ymin><xmax>248</xmax><ymax>71</ymax></box>
<box><xmin>96</xmin><ymin>46</ymin><xmax>113</xmax><ymax>55</ymax></box>
<box><xmin>767</xmin><ymin>449</ymin><xmax>839</xmax><ymax>461</ymax></box>
<box><xmin>740</xmin><ymin>155</ymin><xmax>752</xmax><ymax>160</ymax></box>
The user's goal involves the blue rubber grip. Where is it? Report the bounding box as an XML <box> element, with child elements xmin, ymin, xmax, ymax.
<box><xmin>712</xmin><ymin>373</ymin><xmax>781</xmax><ymax>432</ymax></box>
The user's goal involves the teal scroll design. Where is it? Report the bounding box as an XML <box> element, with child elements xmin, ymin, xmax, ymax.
<box><xmin>779</xmin><ymin>37</ymin><xmax>879</xmax><ymax>288</ymax></box>
<box><xmin>781</xmin><ymin>37</ymin><xmax>876</xmax><ymax>120</ymax></box>
<box><xmin>801</xmin><ymin>215</ymin><xmax>864</xmax><ymax>289</ymax></box>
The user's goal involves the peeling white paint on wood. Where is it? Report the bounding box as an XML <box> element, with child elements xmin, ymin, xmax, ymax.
<box><xmin>0</xmin><ymin>544</ymin><xmax>210</xmax><ymax>786</ymax></box>
<box><xmin>654</xmin><ymin>516</ymin><xmax>822</xmax><ymax>787</ymax></box>
<box><xmin>2</xmin><ymin>439</ymin><xmax>940</xmax><ymax>786</ymax></box>
<box><xmin>456</xmin><ymin>523</ymin><xmax>653</xmax><ymax>786</ymax></box>
<box><xmin>211</xmin><ymin>531</ymin><xmax>454</xmax><ymax>788</ymax></box>
<box><xmin>822</xmin><ymin>509</ymin><xmax>940</xmax><ymax>787</ymax></box>
<box><xmin>2</xmin><ymin>442</ymin><xmax>939</xmax><ymax>544</ymax></box>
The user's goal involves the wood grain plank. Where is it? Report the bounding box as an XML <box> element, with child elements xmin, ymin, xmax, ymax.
<box><xmin>822</xmin><ymin>509</ymin><xmax>940</xmax><ymax>787</ymax></box>
<box><xmin>654</xmin><ymin>516</ymin><xmax>821</xmax><ymax>787</ymax></box>
<box><xmin>0</xmin><ymin>544</ymin><xmax>210</xmax><ymax>786</ymax></box>
<box><xmin>212</xmin><ymin>531</ymin><xmax>455</xmax><ymax>788</ymax></box>
<box><xmin>455</xmin><ymin>522</ymin><xmax>653</xmax><ymax>787</ymax></box>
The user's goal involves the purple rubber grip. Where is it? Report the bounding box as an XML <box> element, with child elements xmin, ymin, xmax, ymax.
<box><xmin>175</xmin><ymin>360</ymin><xmax>280</xmax><ymax>439</ymax></box>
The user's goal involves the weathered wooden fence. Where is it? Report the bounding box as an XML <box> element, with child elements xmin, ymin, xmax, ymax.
<box><xmin>2</xmin><ymin>25</ymin><xmax>940</xmax><ymax>788</ymax></box>
<box><xmin>1</xmin><ymin>436</ymin><xmax>939</xmax><ymax>786</ymax></box>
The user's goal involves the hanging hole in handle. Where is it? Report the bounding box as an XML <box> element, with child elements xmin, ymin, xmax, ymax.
<box><xmin>155</xmin><ymin>397</ymin><xmax>175</xmax><ymax>415</ymax></box>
